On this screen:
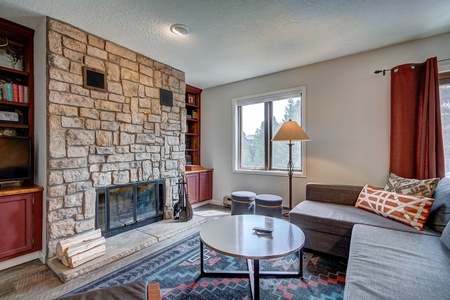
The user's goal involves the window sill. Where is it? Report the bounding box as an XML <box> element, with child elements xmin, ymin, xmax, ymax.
<box><xmin>233</xmin><ymin>169</ymin><xmax>306</xmax><ymax>178</ymax></box>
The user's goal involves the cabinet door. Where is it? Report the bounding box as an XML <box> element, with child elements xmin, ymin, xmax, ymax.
<box><xmin>186</xmin><ymin>173</ymin><xmax>199</xmax><ymax>204</ymax></box>
<box><xmin>199</xmin><ymin>171</ymin><xmax>213</xmax><ymax>201</ymax></box>
<box><xmin>0</xmin><ymin>193</ymin><xmax>33</xmax><ymax>260</ymax></box>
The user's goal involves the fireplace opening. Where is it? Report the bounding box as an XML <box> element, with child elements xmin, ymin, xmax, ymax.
<box><xmin>96</xmin><ymin>180</ymin><xmax>165</xmax><ymax>237</ymax></box>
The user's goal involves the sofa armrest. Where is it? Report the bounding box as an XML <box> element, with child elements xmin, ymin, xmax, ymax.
<box><xmin>305</xmin><ymin>182</ymin><xmax>364</xmax><ymax>206</ymax></box>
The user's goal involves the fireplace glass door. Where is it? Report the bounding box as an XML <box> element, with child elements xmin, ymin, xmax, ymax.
<box><xmin>96</xmin><ymin>180</ymin><xmax>164</xmax><ymax>237</ymax></box>
<box><xmin>109</xmin><ymin>185</ymin><xmax>135</xmax><ymax>229</ymax></box>
<box><xmin>137</xmin><ymin>182</ymin><xmax>157</xmax><ymax>222</ymax></box>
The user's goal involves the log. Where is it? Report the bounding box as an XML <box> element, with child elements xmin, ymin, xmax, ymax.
<box><xmin>67</xmin><ymin>244</ymin><xmax>106</xmax><ymax>268</ymax></box>
<box><xmin>56</xmin><ymin>229</ymin><xmax>102</xmax><ymax>257</ymax></box>
<box><xmin>65</xmin><ymin>237</ymin><xmax>106</xmax><ymax>258</ymax></box>
<box><xmin>60</xmin><ymin>255</ymin><xmax>69</xmax><ymax>267</ymax></box>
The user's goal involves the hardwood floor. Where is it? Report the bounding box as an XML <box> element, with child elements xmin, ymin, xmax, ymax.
<box><xmin>0</xmin><ymin>204</ymin><xmax>230</xmax><ymax>300</ymax></box>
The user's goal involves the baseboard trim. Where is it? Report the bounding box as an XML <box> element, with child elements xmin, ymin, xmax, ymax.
<box><xmin>191</xmin><ymin>199</ymin><xmax>224</xmax><ymax>208</ymax></box>
<box><xmin>0</xmin><ymin>251</ymin><xmax>43</xmax><ymax>271</ymax></box>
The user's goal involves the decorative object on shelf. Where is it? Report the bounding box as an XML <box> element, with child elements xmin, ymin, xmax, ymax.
<box><xmin>187</xmin><ymin>94</ymin><xmax>195</xmax><ymax>104</ymax></box>
<box><xmin>272</xmin><ymin>119</ymin><xmax>310</xmax><ymax>212</ymax></box>
<box><xmin>0</xmin><ymin>37</ymin><xmax>24</xmax><ymax>71</ymax></box>
<box><xmin>0</xmin><ymin>128</ymin><xmax>17</xmax><ymax>136</ymax></box>
<box><xmin>185</xmin><ymin>154</ymin><xmax>192</xmax><ymax>165</ymax></box>
<box><xmin>173</xmin><ymin>177</ymin><xmax>193</xmax><ymax>222</ymax></box>
<box><xmin>0</xmin><ymin>110</ymin><xmax>18</xmax><ymax>122</ymax></box>
<box><xmin>185</xmin><ymin>136</ymin><xmax>192</xmax><ymax>149</ymax></box>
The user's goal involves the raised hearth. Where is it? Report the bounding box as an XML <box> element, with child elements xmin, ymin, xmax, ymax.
<box><xmin>47</xmin><ymin>215</ymin><xmax>207</xmax><ymax>282</ymax></box>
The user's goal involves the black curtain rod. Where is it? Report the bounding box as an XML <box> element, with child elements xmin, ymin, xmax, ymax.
<box><xmin>374</xmin><ymin>58</ymin><xmax>450</xmax><ymax>75</ymax></box>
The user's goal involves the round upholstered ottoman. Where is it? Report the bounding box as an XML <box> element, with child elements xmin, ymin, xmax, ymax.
<box><xmin>255</xmin><ymin>194</ymin><xmax>283</xmax><ymax>218</ymax></box>
<box><xmin>231</xmin><ymin>191</ymin><xmax>256</xmax><ymax>215</ymax></box>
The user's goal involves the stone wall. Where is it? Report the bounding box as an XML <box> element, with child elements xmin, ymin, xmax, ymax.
<box><xmin>46</xmin><ymin>18</ymin><xmax>186</xmax><ymax>258</ymax></box>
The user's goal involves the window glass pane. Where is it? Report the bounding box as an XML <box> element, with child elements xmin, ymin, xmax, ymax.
<box><xmin>271</xmin><ymin>97</ymin><xmax>302</xmax><ymax>170</ymax></box>
<box><xmin>240</xmin><ymin>103</ymin><xmax>265</xmax><ymax>169</ymax></box>
<box><xmin>440</xmin><ymin>79</ymin><xmax>450</xmax><ymax>176</ymax></box>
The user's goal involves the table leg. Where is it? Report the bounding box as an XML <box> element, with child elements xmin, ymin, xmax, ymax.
<box><xmin>254</xmin><ymin>259</ymin><xmax>260</xmax><ymax>300</ymax></box>
<box><xmin>200</xmin><ymin>241</ymin><xmax>205</xmax><ymax>276</ymax></box>
<box><xmin>299</xmin><ymin>248</ymin><xmax>303</xmax><ymax>279</ymax></box>
<box><xmin>247</xmin><ymin>259</ymin><xmax>254</xmax><ymax>299</ymax></box>
<box><xmin>246</xmin><ymin>259</ymin><xmax>260</xmax><ymax>300</ymax></box>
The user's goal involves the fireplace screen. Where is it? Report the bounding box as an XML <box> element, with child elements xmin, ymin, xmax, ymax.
<box><xmin>96</xmin><ymin>180</ymin><xmax>164</xmax><ymax>237</ymax></box>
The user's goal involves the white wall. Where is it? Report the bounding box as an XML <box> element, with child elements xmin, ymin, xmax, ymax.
<box><xmin>34</xmin><ymin>17</ymin><xmax>48</xmax><ymax>263</ymax></box>
<box><xmin>201</xmin><ymin>32</ymin><xmax>450</xmax><ymax>208</ymax></box>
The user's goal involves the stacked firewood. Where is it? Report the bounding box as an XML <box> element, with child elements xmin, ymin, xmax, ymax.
<box><xmin>56</xmin><ymin>229</ymin><xmax>106</xmax><ymax>268</ymax></box>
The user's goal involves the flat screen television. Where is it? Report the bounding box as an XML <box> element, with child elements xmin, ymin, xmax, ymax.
<box><xmin>0</xmin><ymin>136</ymin><xmax>32</xmax><ymax>182</ymax></box>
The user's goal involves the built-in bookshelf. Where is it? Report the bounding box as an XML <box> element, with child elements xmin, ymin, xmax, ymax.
<box><xmin>0</xmin><ymin>17</ymin><xmax>43</xmax><ymax>263</ymax></box>
<box><xmin>185</xmin><ymin>85</ymin><xmax>202</xmax><ymax>168</ymax></box>
<box><xmin>0</xmin><ymin>17</ymin><xmax>34</xmax><ymax>144</ymax></box>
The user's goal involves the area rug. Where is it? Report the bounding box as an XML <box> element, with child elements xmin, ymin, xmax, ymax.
<box><xmin>67</xmin><ymin>233</ymin><xmax>347</xmax><ymax>299</ymax></box>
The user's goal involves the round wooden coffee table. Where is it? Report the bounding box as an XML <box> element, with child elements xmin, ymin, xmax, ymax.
<box><xmin>200</xmin><ymin>215</ymin><xmax>305</xmax><ymax>300</ymax></box>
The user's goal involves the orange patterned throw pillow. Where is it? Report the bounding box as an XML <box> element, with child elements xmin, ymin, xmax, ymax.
<box><xmin>355</xmin><ymin>185</ymin><xmax>434</xmax><ymax>230</ymax></box>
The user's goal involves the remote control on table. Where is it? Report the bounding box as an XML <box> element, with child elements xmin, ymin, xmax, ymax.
<box><xmin>253</xmin><ymin>227</ymin><xmax>273</xmax><ymax>234</ymax></box>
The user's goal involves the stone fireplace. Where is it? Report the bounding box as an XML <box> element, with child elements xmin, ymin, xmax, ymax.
<box><xmin>46</xmin><ymin>18</ymin><xmax>186</xmax><ymax>258</ymax></box>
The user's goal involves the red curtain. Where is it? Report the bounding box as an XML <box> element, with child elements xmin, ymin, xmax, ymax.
<box><xmin>389</xmin><ymin>57</ymin><xmax>445</xmax><ymax>179</ymax></box>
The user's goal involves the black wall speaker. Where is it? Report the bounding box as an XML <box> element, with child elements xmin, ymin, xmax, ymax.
<box><xmin>160</xmin><ymin>89</ymin><xmax>173</xmax><ymax>107</ymax></box>
<box><xmin>83</xmin><ymin>67</ymin><xmax>106</xmax><ymax>91</ymax></box>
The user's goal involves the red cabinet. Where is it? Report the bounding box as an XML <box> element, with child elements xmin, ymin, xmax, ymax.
<box><xmin>199</xmin><ymin>171</ymin><xmax>212</xmax><ymax>201</ymax></box>
<box><xmin>0</xmin><ymin>187</ymin><xmax>43</xmax><ymax>262</ymax></box>
<box><xmin>186</xmin><ymin>169</ymin><xmax>213</xmax><ymax>204</ymax></box>
<box><xmin>186</xmin><ymin>171</ymin><xmax>200</xmax><ymax>204</ymax></box>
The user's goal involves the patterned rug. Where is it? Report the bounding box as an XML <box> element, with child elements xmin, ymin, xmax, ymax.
<box><xmin>67</xmin><ymin>233</ymin><xmax>347</xmax><ymax>299</ymax></box>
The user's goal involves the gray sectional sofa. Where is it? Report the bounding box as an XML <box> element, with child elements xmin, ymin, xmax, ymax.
<box><xmin>290</xmin><ymin>180</ymin><xmax>450</xmax><ymax>300</ymax></box>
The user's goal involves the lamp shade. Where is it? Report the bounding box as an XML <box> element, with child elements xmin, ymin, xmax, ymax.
<box><xmin>272</xmin><ymin>119</ymin><xmax>310</xmax><ymax>142</ymax></box>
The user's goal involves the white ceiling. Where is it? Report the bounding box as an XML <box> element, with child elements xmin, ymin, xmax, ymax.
<box><xmin>1</xmin><ymin>0</ymin><xmax>450</xmax><ymax>89</ymax></box>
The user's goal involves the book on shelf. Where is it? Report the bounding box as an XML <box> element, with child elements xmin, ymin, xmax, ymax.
<box><xmin>18</xmin><ymin>84</ymin><xmax>24</xmax><ymax>103</ymax></box>
<box><xmin>24</xmin><ymin>86</ymin><xmax>29</xmax><ymax>103</ymax></box>
<box><xmin>0</xmin><ymin>83</ymin><xmax>28</xmax><ymax>103</ymax></box>
<box><xmin>12</xmin><ymin>84</ymin><xmax>18</xmax><ymax>102</ymax></box>
<box><xmin>5</xmin><ymin>83</ymin><xmax>13</xmax><ymax>101</ymax></box>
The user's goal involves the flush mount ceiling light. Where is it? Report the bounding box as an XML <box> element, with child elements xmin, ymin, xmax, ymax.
<box><xmin>170</xmin><ymin>24</ymin><xmax>189</xmax><ymax>36</ymax></box>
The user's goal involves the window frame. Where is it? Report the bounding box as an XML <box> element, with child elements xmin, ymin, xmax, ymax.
<box><xmin>232</xmin><ymin>86</ymin><xmax>307</xmax><ymax>177</ymax></box>
<box><xmin>439</xmin><ymin>70</ymin><xmax>450</xmax><ymax>177</ymax></box>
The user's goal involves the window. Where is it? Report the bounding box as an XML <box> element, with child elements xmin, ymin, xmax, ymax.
<box><xmin>232</xmin><ymin>87</ymin><xmax>307</xmax><ymax>176</ymax></box>
<box><xmin>439</xmin><ymin>71</ymin><xmax>450</xmax><ymax>176</ymax></box>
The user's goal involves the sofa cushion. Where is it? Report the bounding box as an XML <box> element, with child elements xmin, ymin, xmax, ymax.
<box><xmin>290</xmin><ymin>200</ymin><xmax>438</xmax><ymax>238</ymax></box>
<box><xmin>344</xmin><ymin>225</ymin><xmax>450</xmax><ymax>300</ymax></box>
<box><xmin>441</xmin><ymin>221</ymin><xmax>450</xmax><ymax>250</ymax></box>
<box><xmin>384</xmin><ymin>172</ymin><xmax>439</xmax><ymax>197</ymax></box>
<box><xmin>355</xmin><ymin>185</ymin><xmax>434</xmax><ymax>230</ymax></box>
<box><xmin>427</xmin><ymin>177</ymin><xmax>450</xmax><ymax>233</ymax></box>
